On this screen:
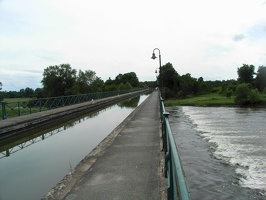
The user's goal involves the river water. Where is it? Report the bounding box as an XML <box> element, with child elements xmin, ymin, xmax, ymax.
<box><xmin>168</xmin><ymin>106</ymin><xmax>266</xmax><ymax>200</ymax></box>
<box><xmin>0</xmin><ymin>94</ymin><xmax>149</xmax><ymax>200</ymax></box>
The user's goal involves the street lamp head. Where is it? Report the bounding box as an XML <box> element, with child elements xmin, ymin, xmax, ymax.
<box><xmin>155</xmin><ymin>69</ymin><xmax>158</xmax><ymax>74</ymax></box>
<box><xmin>151</xmin><ymin>52</ymin><xmax>157</xmax><ymax>60</ymax></box>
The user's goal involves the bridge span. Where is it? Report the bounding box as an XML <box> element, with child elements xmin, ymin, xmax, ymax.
<box><xmin>43</xmin><ymin>90</ymin><xmax>165</xmax><ymax>200</ymax></box>
<box><xmin>0</xmin><ymin>90</ymin><xmax>189</xmax><ymax>200</ymax></box>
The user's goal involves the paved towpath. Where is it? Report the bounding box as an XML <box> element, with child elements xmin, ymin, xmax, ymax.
<box><xmin>51</xmin><ymin>90</ymin><xmax>163</xmax><ymax>200</ymax></box>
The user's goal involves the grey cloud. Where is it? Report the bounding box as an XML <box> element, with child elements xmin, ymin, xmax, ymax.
<box><xmin>232</xmin><ymin>34</ymin><xmax>246</xmax><ymax>42</ymax></box>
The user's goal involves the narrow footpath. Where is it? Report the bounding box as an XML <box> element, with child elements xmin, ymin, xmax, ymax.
<box><xmin>44</xmin><ymin>91</ymin><xmax>164</xmax><ymax>200</ymax></box>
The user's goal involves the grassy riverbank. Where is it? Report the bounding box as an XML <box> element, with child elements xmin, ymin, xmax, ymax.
<box><xmin>3</xmin><ymin>97</ymin><xmax>32</xmax><ymax>102</ymax></box>
<box><xmin>164</xmin><ymin>93</ymin><xmax>266</xmax><ymax>107</ymax></box>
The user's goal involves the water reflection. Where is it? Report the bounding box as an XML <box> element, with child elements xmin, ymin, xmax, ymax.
<box><xmin>0</xmin><ymin>94</ymin><xmax>149</xmax><ymax>200</ymax></box>
<box><xmin>0</xmin><ymin>95</ymin><xmax>143</xmax><ymax>160</ymax></box>
<box><xmin>117</xmin><ymin>96</ymin><xmax>140</xmax><ymax>108</ymax></box>
<box><xmin>0</xmin><ymin>108</ymin><xmax>102</xmax><ymax>160</ymax></box>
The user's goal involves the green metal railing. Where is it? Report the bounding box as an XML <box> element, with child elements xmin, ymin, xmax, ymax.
<box><xmin>1</xmin><ymin>88</ymin><xmax>144</xmax><ymax>120</ymax></box>
<box><xmin>159</xmin><ymin>94</ymin><xmax>190</xmax><ymax>200</ymax></box>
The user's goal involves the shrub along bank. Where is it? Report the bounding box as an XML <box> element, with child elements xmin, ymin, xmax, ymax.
<box><xmin>164</xmin><ymin>92</ymin><xmax>266</xmax><ymax>107</ymax></box>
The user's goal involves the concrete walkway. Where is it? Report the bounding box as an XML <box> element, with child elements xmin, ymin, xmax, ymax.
<box><xmin>51</xmin><ymin>91</ymin><xmax>162</xmax><ymax>200</ymax></box>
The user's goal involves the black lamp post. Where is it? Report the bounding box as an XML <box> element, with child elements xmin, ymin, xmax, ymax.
<box><xmin>151</xmin><ymin>48</ymin><xmax>162</xmax><ymax>90</ymax></box>
<box><xmin>155</xmin><ymin>68</ymin><xmax>159</xmax><ymax>86</ymax></box>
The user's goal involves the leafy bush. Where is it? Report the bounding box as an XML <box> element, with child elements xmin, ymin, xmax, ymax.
<box><xmin>234</xmin><ymin>84</ymin><xmax>261</xmax><ymax>105</ymax></box>
<box><xmin>124</xmin><ymin>82</ymin><xmax>133</xmax><ymax>90</ymax></box>
<box><xmin>211</xmin><ymin>87</ymin><xmax>220</xmax><ymax>93</ymax></box>
<box><xmin>249</xmin><ymin>89</ymin><xmax>261</xmax><ymax>104</ymax></box>
<box><xmin>226</xmin><ymin>89</ymin><xmax>233</xmax><ymax>98</ymax></box>
<box><xmin>118</xmin><ymin>83</ymin><xmax>126</xmax><ymax>90</ymax></box>
<box><xmin>234</xmin><ymin>84</ymin><xmax>251</xmax><ymax>105</ymax></box>
<box><xmin>164</xmin><ymin>88</ymin><xmax>175</xmax><ymax>99</ymax></box>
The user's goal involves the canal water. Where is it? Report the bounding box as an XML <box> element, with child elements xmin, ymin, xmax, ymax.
<box><xmin>0</xmin><ymin>94</ymin><xmax>149</xmax><ymax>200</ymax></box>
<box><xmin>168</xmin><ymin>106</ymin><xmax>266</xmax><ymax>200</ymax></box>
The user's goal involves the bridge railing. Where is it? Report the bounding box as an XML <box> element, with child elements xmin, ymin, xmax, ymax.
<box><xmin>0</xmin><ymin>88</ymin><xmax>144</xmax><ymax>120</ymax></box>
<box><xmin>159</xmin><ymin>94</ymin><xmax>190</xmax><ymax>200</ymax></box>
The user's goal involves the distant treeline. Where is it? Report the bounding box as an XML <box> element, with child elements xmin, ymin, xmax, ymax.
<box><xmin>157</xmin><ymin>63</ymin><xmax>266</xmax><ymax>105</ymax></box>
<box><xmin>0</xmin><ymin>64</ymin><xmax>155</xmax><ymax>100</ymax></box>
<box><xmin>1</xmin><ymin>63</ymin><xmax>265</xmax><ymax>106</ymax></box>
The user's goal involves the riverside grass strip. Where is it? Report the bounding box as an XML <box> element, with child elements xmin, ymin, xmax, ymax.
<box><xmin>164</xmin><ymin>93</ymin><xmax>266</xmax><ymax>107</ymax></box>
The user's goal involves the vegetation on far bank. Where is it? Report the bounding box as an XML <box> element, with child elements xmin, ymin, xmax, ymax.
<box><xmin>1</xmin><ymin>62</ymin><xmax>266</xmax><ymax>108</ymax></box>
<box><xmin>164</xmin><ymin>92</ymin><xmax>266</xmax><ymax>107</ymax></box>
<box><xmin>0</xmin><ymin>64</ymin><xmax>155</xmax><ymax>101</ymax></box>
<box><xmin>158</xmin><ymin>63</ymin><xmax>266</xmax><ymax>107</ymax></box>
<box><xmin>164</xmin><ymin>93</ymin><xmax>234</xmax><ymax>106</ymax></box>
<box><xmin>2</xmin><ymin>98</ymin><xmax>31</xmax><ymax>103</ymax></box>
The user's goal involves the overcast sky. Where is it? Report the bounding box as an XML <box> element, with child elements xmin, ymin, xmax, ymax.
<box><xmin>0</xmin><ymin>0</ymin><xmax>266</xmax><ymax>91</ymax></box>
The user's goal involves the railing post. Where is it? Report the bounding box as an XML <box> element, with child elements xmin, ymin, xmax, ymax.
<box><xmin>29</xmin><ymin>100</ymin><xmax>32</xmax><ymax>114</ymax></box>
<box><xmin>160</xmin><ymin>96</ymin><xmax>164</xmax><ymax>122</ymax></box>
<box><xmin>62</xmin><ymin>96</ymin><xmax>65</xmax><ymax>106</ymax></box>
<box><xmin>39</xmin><ymin>99</ymin><xmax>42</xmax><ymax>112</ymax></box>
<box><xmin>18</xmin><ymin>102</ymin><xmax>21</xmax><ymax>116</ymax></box>
<box><xmin>163</xmin><ymin>111</ymin><xmax>170</xmax><ymax>178</ymax></box>
<box><xmin>1</xmin><ymin>101</ymin><xmax>7</xmax><ymax>120</ymax></box>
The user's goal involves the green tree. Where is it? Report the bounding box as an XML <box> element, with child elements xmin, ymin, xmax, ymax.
<box><xmin>234</xmin><ymin>83</ymin><xmax>261</xmax><ymax>105</ymax></box>
<box><xmin>115</xmin><ymin>72</ymin><xmax>139</xmax><ymax>87</ymax></box>
<box><xmin>115</xmin><ymin>74</ymin><xmax>123</xmax><ymax>85</ymax></box>
<box><xmin>124</xmin><ymin>82</ymin><xmax>133</xmax><ymax>90</ymax></box>
<box><xmin>140</xmin><ymin>81</ymin><xmax>157</xmax><ymax>89</ymax></box>
<box><xmin>255</xmin><ymin>66</ymin><xmax>266</xmax><ymax>92</ymax></box>
<box><xmin>179</xmin><ymin>73</ymin><xmax>198</xmax><ymax>98</ymax></box>
<box><xmin>76</xmin><ymin>70</ymin><xmax>101</xmax><ymax>93</ymax></box>
<box><xmin>197</xmin><ymin>77</ymin><xmax>212</xmax><ymax>94</ymax></box>
<box><xmin>4</xmin><ymin>91</ymin><xmax>19</xmax><ymax>98</ymax></box>
<box><xmin>160</xmin><ymin>62</ymin><xmax>179</xmax><ymax>98</ymax></box>
<box><xmin>35</xmin><ymin>88</ymin><xmax>45</xmax><ymax>98</ymax></box>
<box><xmin>237</xmin><ymin>64</ymin><xmax>255</xmax><ymax>84</ymax></box>
<box><xmin>103</xmin><ymin>84</ymin><xmax>117</xmax><ymax>91</ymax></box>
<box><xmin>90</xmin><ymin>77</ymin><xmax>104</xmax><ymax>92</ymax></box>
<box><xmin>234</xmin><ymin>83</ymin><xmax>251</xmax><ymax>105</ymax></box>
<box><xmin>249</xmin><ymin>89</ymin><xmax>261</xmax><ymax>104</ymax></box>
<box><xmin>105</xmin><ymin>77</ymin><xmax>115</xmax><ymax>86</ymax></box>
<box><xmin>118</xmin><ymin>83</ymin><xmax>126</xmax><ymax>90</ymax></box>
<box><xmin>219</xmin><ymin>80</ymin><xmax>237</xmax><ymax>96</ymax></box>
<box><xmin>24</xmin><ymin>87</ymin><xmax>34</xmax><ymax>98</ymax></box>
<box><xmin>19</xmin><ymin>89</ymin><xmax>25</xmax><ymax>97</ymax></box>
<box><xmin>42</xmin><ymin>64</ymin><xmax>77</xmax><ymax>97</ymax></box>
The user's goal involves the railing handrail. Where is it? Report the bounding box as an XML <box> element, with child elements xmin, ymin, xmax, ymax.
<box><xmin>1</xmin><ymin>88</ymin><xmax>145</xmax><ymax>120</ymax></box>
<box><xmin>160</xmin><ymin>93</ymin><xmax>190</xmax><ymax>200</ymax></box>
